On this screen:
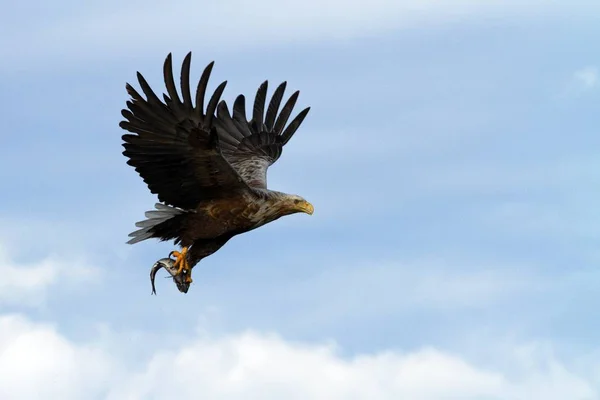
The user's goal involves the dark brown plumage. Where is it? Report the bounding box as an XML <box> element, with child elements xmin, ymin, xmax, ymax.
<box><xmin>119</xmin><ymin>52</ymin><xmax>314</xmax><ymax>294</ymax></box>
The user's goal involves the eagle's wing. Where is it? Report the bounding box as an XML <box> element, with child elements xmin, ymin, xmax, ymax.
<box><xmin>120</xmin><ymin>53</ymin><xmax>249</xmax><ymax>210</ymax></box>
<box><xmin>213</xmin><ymin>81</ymin><xmax>310</xmax><ymax>189</ymax></box>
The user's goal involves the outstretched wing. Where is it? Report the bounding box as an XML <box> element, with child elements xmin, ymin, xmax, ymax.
<box><xmin>213</xmin><ymin>80</ymin><xmax>310</xmax><ymax>189</ymax></box>
<box><xmin>120</xmin><ymin>53</ymin><xmax>249</xmax><ymax>210</ymax></box>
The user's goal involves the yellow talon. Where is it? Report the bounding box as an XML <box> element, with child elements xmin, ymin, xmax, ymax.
<box><xmin>169</xmin><ymin>246</ymin><xmax>193</xmax><ymax>283</ymax></box>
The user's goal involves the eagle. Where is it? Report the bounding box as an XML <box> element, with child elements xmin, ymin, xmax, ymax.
<box><xmin>119</xmin><ymin>52</ymin><xmax>314</xmax><ymax>294</ymax></box>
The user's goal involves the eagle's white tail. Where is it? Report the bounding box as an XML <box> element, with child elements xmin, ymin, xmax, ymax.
<box><xmin>126</xmin><ymin>203</ymin><xmax>185</xmax><ymax>244</ymax></box>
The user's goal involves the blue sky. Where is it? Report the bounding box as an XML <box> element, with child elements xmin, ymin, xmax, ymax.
<box><xmin>2</xmin><ymin>1</ymin><xmax>600</xmax><ymax>398</ymax></box>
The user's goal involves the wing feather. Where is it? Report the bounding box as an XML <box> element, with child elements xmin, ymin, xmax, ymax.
<box><xmin>265</xmin><ymin>82</ymin><xmax>286</xmax><ymax>131</ymax></box>
<box><xmin>281</xmin><ymin>106</ymin><xmax>311</xmax><ymax>145</ymax></box>
<box><xmin>274</xmin><ymin>90</ymin><xmax>299</xmax><ymax>135</ymax></box>
<box><xmin>195</xmin><ymin>61</ymin><xmax>214</xmax><ymax>118</ymax></box>
<box><xmin>213</xmin><ymin>81</ymin><xmax>310</xmax><ymax>189</ymax></box>
<box><xmin>232</xmin><ymin>95</ymin><xmax>253</xmax><ymax>137</ymax></box>
<box><xmin>252</xmin><ymin>81</ymin><xmax>268</xmax><ymax>133</ymax></box>
<box><xmin>163</xmin><ymin>53</ymin><xmax>181</xmax><ymax>107</ymax></box>
<box><xmin>180</xmin><ymin>52</ymin><xmax>193</xmax><ymax>110</ymax></box>
<box><xmin>120</xmin><ymin>53</ymin><xmax>249</xmax><ymax>210</ymax></box>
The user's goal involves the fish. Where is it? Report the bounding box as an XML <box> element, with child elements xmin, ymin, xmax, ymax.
<box><xmin>149</xmin><ymin>257</ymin><xmax>192</xmax><ymax>295</ymax></box>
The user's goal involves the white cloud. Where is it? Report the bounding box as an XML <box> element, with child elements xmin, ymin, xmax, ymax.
<box><xmin>0</xmin><ymin>313</ymin><xmax>597</xmax><ymax>400</ymax></box>
<box><xmin>573</xmin><ymin>66</ymin><xmax>599</xmax><ymax>90</ymax></box>
<box><xmin>560</xmin><ymin>66</ymin><xmax>600</xmax><ymax>98</ymax></box>
<box><xmin>0</xmin><ymin>244</ymin><xmax>101</xmax><ymax>307</ymax></box>
<box><xmin>0</xmin><ymin>315</ymin><xmax>115</xmax><ymax>400</ymax></box>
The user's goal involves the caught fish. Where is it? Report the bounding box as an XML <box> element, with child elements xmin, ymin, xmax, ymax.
<box><xmin>150</xmin><ymin>256</ymin><xmax>192</xmax><ymax>295</ymax></box>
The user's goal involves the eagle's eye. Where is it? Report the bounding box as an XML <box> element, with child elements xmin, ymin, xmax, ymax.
<box><xmin>293</xmin><ymin>199</ymin><xmax>301</xmax><ymax>204</ymax></box>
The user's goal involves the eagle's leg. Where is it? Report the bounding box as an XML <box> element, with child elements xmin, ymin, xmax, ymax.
<box><xmin>169</xmin><ymin>246</ymin><xmax>193</xmax><ymax>283</ymax></box>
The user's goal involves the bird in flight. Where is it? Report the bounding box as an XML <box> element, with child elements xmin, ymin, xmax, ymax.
<box><xmin>119</xmin><ymin>52</ymin><xmax>314</xmax><ymax>294</ymax></box>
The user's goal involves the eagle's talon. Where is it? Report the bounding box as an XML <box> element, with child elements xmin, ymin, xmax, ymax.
<box><xmin>170</xmin><ymin>246</ymin><xmax>192</xmax><ymax>282</ymax></box>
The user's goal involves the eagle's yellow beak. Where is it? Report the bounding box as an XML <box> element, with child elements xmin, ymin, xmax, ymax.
<box><xmin>300</xmin><ymin>201</ymin><xmax>314</xmax><ymax>215</ymax></box>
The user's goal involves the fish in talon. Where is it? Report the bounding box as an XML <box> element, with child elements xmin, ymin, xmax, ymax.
<box><xmin>150</xmin><ymin>257</ymin><xmax>191</xmax><ymax>295</ymax></box>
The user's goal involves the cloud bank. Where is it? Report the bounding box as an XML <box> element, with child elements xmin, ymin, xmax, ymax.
<box><xmin>0</xmin><ymin>314</ymin><xmax>598</xmax><ymax>400</ymax></box>
<box><xmin>0</xmin><ymin>245</ymin><xmax>100</xmax><ymax>307</ymax></box>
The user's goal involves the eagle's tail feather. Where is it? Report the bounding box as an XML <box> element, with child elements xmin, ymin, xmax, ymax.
<box><xmin>127</xmin><ymin>203</ymin><xmax>187</xmax><ymax>245</ymax></box>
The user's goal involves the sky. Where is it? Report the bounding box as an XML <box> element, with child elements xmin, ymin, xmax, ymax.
<box><xmin>2</xmin><ymin>0</ymin><xmax>600</xmax><ymax>398</ymax></box>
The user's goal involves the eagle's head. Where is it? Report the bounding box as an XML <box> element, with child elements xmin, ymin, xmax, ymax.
<box><xmin>276</xmin><ymin>194</ymin><xmax>314</xmax><ymax>216</ymax></box>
